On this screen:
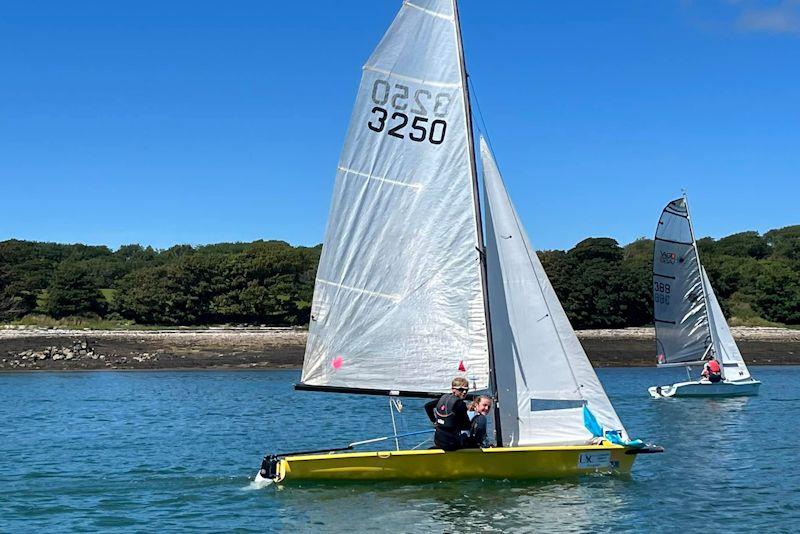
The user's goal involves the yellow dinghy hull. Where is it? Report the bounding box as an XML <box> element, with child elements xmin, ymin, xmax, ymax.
<box><xmin>265</xmin><ymin>443</ymin><xmax>641</xmax><ymax>484</ymax></box>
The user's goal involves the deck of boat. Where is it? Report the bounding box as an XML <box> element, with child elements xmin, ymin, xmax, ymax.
<box><xmin>266</xmin><ymin>443</ymin><xmax>649</xmax><ymax>483</ymax></box>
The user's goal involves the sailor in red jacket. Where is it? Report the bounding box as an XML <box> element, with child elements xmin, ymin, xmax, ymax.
<box><xmin>701</xmin><ymin>356</ymin><xmax>722</xmax><ymax>383</ymax></box>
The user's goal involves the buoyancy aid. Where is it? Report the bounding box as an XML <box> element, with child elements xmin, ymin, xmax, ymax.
<box><xmin>707</xmin><ymin>359</ymin><xmax>721</xmax><ymax>374</ymax></box>
<box><xmin>434</xmin><ymin>393</ymin><xmax>463</xmax><ymax>432</ymax></box>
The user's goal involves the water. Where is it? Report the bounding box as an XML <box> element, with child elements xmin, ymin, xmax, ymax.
<box><xmin>1</xmin><ymin>367</ymin><xmax>798</xmax><ymax>533</ymax></box>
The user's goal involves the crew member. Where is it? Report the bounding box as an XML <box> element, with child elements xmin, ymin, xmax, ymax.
<box><xmin>424</xmin><ymin>377</ymin><xmax>472</xmax><ymax>451</ymax></box>
<box><xmin>463</xmin><ymin>395</ymin><xmax>492</xmax><ymax>448</ymax></box>
<box><xmin>701</xmin><ymin>356</ymin><xmax>722</xmax><ymax>383</ymax></box>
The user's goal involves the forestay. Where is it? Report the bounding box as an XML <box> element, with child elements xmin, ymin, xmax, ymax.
<box><xmin>702</xmin><ymin>266</ymin><xmax>752</xmax><ymax>381</ymax></box>
<box><xmin>653</xmin><ymin>198</ymin><xmax>711</xmax><ymax>366</ymax></box>
<box><xmin>481</xmin><ymin>138</ymin><xmax>627</xmax><ymax>446</ymax></box>
<box><xmin>300</xmin><ymin>0</ymin><xmax>489</xmax><ymax>393</ymax></box>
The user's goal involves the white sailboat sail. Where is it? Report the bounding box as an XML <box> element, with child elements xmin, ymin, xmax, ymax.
<box><xmin>300</xmin><ymin>0</ymin><xmax>489</xmax><ymax>393</ymax></box>
<box><xmin>702</xmin><ymin>266</ymin><xmax>752</xmax><ymax>381</ymax></box>
<box><xmin>653</xmin><ymin>198</ymin><xmax>712</xmax><ymax>366</ymax></box>
<box><xmin>481</xmin><ymin>138</ymin><xmax>627</xmax><ymax>446</ymax></box>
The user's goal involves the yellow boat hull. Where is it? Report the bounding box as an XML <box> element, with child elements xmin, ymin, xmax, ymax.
<box><xmin>271</xmin><ymin>443</ymin><xmax>636</xmax><ymax>483</ymax></box>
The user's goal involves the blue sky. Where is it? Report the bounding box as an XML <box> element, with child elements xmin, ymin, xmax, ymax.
<box><xmin>1</xmin><ymin>0</ymin><xmax>798</xmax><ymax>251</ymax></box>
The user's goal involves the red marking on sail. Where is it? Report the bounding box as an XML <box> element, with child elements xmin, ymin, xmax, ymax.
<box><xmin>458</xmin><ymin>360</ymin><xmax>466</xmax><ymax>372</ymax></box>
<box><xmin>332</xmin><ymin>355</ymin><xmax>344</xmax><ymax>370</ymax></box>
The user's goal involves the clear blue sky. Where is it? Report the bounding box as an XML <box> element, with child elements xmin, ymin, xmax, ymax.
<box><xmin>1</xmin><ymin>0</ymin><xmax>798</xmax><ymax>251</ymax></box>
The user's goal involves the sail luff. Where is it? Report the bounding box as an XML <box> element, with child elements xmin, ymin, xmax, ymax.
<box><xmin>684</xmin><ymin>195</ymin><xmax>716</xmax><ymax>370</ymax></box>
<box><xmin>451</xmin><ymin>0</ymin><xmax>503</xmax><ymax>446</ymax></box>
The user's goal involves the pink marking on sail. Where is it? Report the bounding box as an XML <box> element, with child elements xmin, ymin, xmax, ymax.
<box><xmin>332</xmin><ymin>355</ymin><xmax>344</xmax><ymax>370</ymax></box>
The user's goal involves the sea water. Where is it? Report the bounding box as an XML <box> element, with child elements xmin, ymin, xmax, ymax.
<box><xmin>1</xmin><ymin>367</ymin><xmax>798</xmax><ymax>532</ymax></box>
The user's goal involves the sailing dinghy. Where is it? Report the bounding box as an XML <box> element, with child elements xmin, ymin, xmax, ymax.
<box><xmin>648</xmin><ymin>197</ymin><xmax>761</xmax><ymax>398</ymax></box>
<box><xmin>256</xmin><ymin>0</ymin><xmax>661</xmax><ymax>484</ymax></box>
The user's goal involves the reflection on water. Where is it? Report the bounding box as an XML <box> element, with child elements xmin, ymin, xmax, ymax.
<box><xmin>272</xmin><ymin>476</ymin><xmax>632</xmax><ymax>533</ymax></box>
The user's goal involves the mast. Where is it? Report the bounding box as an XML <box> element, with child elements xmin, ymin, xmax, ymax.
<box><xmin>452</xmin><ymin>0</ymin><xmax>503</xmax><ymax>446</ymax></box>
<box><xmin>683</xmin><ymin>194</ymin><xmax>720</xmax><ymax>377</ymax></box>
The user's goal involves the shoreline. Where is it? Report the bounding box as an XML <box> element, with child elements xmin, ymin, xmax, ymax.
<box><xmin>2</xmin><ymin>326</ymin><xmax>798</xmax><ymax>371</ymax></box>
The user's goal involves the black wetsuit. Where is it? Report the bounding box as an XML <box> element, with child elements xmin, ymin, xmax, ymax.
<box><xmin>463</xmin><ymin>413</ymin><xmax>488</xmax><ymax>448</ymax></box>
<box><xmin>424</xmin><ymin>393</ymin><xmax>471</xmax><ymax>451</ymax></box>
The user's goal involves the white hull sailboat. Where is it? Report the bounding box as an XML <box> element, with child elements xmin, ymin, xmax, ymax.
<box><xmin>256</xmin><ymin>0</ymin><xmax>660</xmax><ymax>484</ymax></box>
<box><xmin>648</xmin><ymin>197</ymin><xmax>761</xmax><ymax>399</ymax></box>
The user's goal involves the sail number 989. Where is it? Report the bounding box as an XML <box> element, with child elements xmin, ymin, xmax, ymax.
<box><xmin>367</xmin><ymin>79</ymin><xmax>450</xmax><ymax>145</ymax></box>
<box><xmin>654</xmin><ymin>281</ymin><xmax>670</xmax><ymax>305</ymax></box>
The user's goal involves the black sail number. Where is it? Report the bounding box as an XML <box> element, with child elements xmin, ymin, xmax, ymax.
<box><xmin>368</xmin><ymin>106</ymin><xmax>388</xmax><ymax>132</ymax></box>
<box><xmin>367</xmin><ymin>79</ymin><xmax>450</xmax><ymax>145</ymax></box>
<box><xmin>429</xmin><ymin>120</ymin><xmax>446</xmax><ymax>145</ymax></box>
<box><xmin>409</xmin><ymin>116</ymin><xmax>428</xmax><ymax>142</ymax></box>
<box><xmin>387</xmin><ymin>112</ymin><xmax>408</xmax><ymax>138</ymax></box>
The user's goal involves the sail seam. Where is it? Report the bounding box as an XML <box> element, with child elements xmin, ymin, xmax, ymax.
<box><xmin>653</xmin><ymin>273</ymin><xmax>676</xmax><ymax>279</ymax></box>
<box><xmin>338</xmin><ymin>166</ymin><xmax>422</xmax><ymax>191</ymax></box>
<box><xmin>316</xmin><ymin>278</ymin><xmax>401</xmax><ymax>303</ymax></box>
<box><xmin>655</xmin><ymin>236</ymin><xmax>693</xmax><ymax>246</ymax></box>
<box><xmin>362</xmin><ymin>65</ymin><xmax>461</xmax><ymax>89</ymax></box>
<box><xmin>403</xmin><ymin>1</ymin><xmax>454</xmax><ymax>21</ymax></box>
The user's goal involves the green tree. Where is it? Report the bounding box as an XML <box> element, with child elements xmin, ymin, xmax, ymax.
<box><xmin>765</xmin><ymin>226</ymin><xmax>800</xmax><ymax>261</ymax></box>
<box><xmin>753</xmin><ymin>261</ymin><xmax>800</xmax><ymax>324</ymax></box>
<box><xmin>714</xmin><ymin>231</ymin><xmax>770</xmax><ymax>259</ymax></box>
<box><xmin>45</xmin><ymin>263</ymin><xmax>106</xmax><ymax>318</ymax></box>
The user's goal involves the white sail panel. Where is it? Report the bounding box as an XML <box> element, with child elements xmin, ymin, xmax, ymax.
<box><xmin>300</xmin><ymin>0</ymin><xmax>489</xmax><ymax>393</ymax></box>
<box><xmin>702</xmin><ymin>267</ymin><xmax>752</xmax><ymax>381</ymax></box>
<box><xmin>653</xmin><ymin>198</ymin><xmax>711</xmax><ymax>365</ymax></box>
<box><xmin>481</xmin><ymin>138</ymin><xmax>627</xmax><ymax>446</ymax></box>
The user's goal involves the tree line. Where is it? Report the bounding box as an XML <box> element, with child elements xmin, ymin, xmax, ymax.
<box><xmin>1</xmin><ymin>225</ymin><xmax>799</xmax><ymax>328</ymax></box>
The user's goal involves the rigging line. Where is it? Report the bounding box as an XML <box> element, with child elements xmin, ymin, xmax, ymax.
<box><xmin>467</xmin><ymin>75</ymin><xmax>496</xmax><ymax>155</ymax></box>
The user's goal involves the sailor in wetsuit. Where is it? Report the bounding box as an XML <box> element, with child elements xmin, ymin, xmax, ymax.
<box><xmin>424</xmin><ymin>377</ymin><xmax>472</xmax><ymax>451</ymax></box>
<box><xmin>463</xmin><ymin>395</ymin><xmax>492</xmax><ymax>448</ymax></box>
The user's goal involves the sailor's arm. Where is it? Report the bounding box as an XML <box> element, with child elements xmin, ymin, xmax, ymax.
<box><xmin>424</xmin><ymin>399</ymin><xmax>438</xmax><ymax>423</ymax></box>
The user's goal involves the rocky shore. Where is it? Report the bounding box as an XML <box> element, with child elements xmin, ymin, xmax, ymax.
<box><xmin>1</xmin><ymin>325</ymin><xmax>798</xmax><ymax>371</ymax></box>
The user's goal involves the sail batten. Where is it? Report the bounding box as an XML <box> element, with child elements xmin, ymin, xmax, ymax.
<box><xmin>653</xmin><ymin>197</ymin><xmax>754</xmax><ymax>381</ymax></box>
<box><xmin>653</xmin><ymin>197</ymin><xmax>712</xmax><ymax>365</ymax></box>
<box><xmin>300</xmin><ymin>0</ymin><xmax>490</xmax><ymax>394</ymax></box>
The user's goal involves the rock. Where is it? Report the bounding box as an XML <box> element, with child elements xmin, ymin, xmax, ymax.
<box><xmin>52</xmin><ymin>354</ymin><xmax>64</xmax><ymax>361</ymax></box>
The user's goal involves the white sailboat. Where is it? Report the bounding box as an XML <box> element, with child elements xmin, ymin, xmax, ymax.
<box><xmin>648</xmin><ymin>196</ymin><xmax>761</xmax><ymax>398</ymax></box>
<box><xmin>256</xmin><ymin>0</ymin><xmax>660</xmax><ymax>484</ymax></box>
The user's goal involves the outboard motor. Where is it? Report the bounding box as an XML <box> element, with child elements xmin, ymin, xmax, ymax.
<box><xmin>259</xmin><ymin>454</ymin><xmax>280</xmax><ymax>480</ymax></box>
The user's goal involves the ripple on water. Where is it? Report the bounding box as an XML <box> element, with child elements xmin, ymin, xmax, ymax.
<box><xmin>1</xmin><ymin>367</ymin><xmax>800</xmax><ymax>532</ymax></box>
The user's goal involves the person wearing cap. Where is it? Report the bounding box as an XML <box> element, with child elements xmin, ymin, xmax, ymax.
<box><xmin>424</xmin><ymin>377</ymin><xmax>472</xmax><ymax>451</ymax></box>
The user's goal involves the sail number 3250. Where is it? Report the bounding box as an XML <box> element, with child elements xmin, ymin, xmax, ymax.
<box><xmin>367</xmin><ymin>80</ymin><xmax>450</xmax><ymax>145</ymax></box>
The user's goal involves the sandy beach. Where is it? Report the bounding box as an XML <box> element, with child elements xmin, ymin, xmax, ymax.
<box><xmin>1</xmin><ymin>325</ymin><xmax>798</xmax><ymax>371</ymax></box>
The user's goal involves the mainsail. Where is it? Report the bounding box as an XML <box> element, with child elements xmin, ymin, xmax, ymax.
<box><xmin>300</xmin><ymin>0</ymin><xmax>489</xmax><ymax>394</ymax></box>
<box><xmin>653</xmin><ymin>198</ymin><xmax>712</xmax><ymax>366</ymax></box>
<box><xmin>481</xmin><ymin>138</ymin><xmax>627</xmax><ymax>446</ymax></box>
